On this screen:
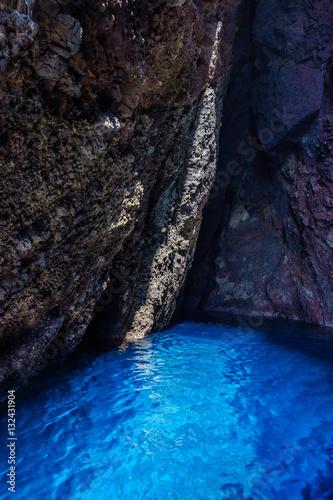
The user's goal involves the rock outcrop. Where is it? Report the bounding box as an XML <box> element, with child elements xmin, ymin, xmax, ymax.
<box><xmin>2</xmin><ymin>0</ymin><xmax>333</xmax><ymax>397</ymax></box>
<box><xmin>0</xmin><ymin>0</ymin><xmax>240</xmax><ymax>395</ymax></box>
<box><xmin>183</xmin><ymin>0</ymin><xmax>333</xmax><ymax>327</ymax></box>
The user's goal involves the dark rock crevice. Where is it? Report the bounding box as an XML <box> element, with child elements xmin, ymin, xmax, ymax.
<box><xmin>181</xmin><ymin>0</ymin><xmax>257</xmax><ymax>312</ymax></box>
<box><xmin>183</xmin><ymin>0</ymin><xmax>333</xmax><ymax>327</ymax></box>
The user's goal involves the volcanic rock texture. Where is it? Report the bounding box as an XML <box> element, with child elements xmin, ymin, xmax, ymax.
<box><xmin>183</xmin><ymin>0</ymin><xmax>333</xmax><ymax>327</ymax></box>
<box><xmin>2</xmin><ymin>0</ymin><xmax>333</xmax><ymax>396</ymax></box>
<box><xmin>0</xmin><ymin>0</ymin><xmax>240</xmax><ymax>394</ymax></box>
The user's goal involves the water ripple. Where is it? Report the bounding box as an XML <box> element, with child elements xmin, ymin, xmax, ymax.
<box><xmin>1</xmin><ymin>321</ymin><xmax>333</xmax><ymax>499</ymax></box>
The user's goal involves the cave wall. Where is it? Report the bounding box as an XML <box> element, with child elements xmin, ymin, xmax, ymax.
<box><xmin>184</xmin><ymin>0</ymin><xmax>333</xmax><ymax>327</ymax></box>
<box><xmin>2</xmin><ymin>0</ymin><xmax>333</xmax><ymax>397</ymax></box>
<box><xmin>0</xmin><ymin>0</ymin><xmax>241</xmax><ymax>395</ymax></box>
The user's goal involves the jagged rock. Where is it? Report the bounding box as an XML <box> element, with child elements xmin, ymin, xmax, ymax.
<box><xmin>46</xmin><ymin>14</ymin><xmax>82</xmax><ymax>58</ymax></box>
<box><xmin>34</xmin><ymin>50</ymin><xmax>67</xmax><ymax>85</ymax></box>
<box><xmin>2</xmin><ymin>0</ymin><xmax>332</xmax><ymax>399</ymax></box>
<box><xmin>57</xmin><ymin>72</ymin><xmax>81</xmax><ymax>97</ymax></box>
<box><xmin>252</xmin><ymin>64</ymin><xmax>324</xmax><ymax>159</ymax></box>
<box><xmin>184</xmin><ymin>0</ymin><xmax>333</xmax><ymax>329</ymax></box>
<box><xmin>0</xmin><ymin>0</ymin><xmax>240</xmax><ymax>396</ymax></box>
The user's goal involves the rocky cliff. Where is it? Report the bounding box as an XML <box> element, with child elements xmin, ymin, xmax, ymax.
<box><xmin>183</xmin><ymin>0</ymin><xmax>333</xmax><ymax>327</ymax></box>
<box><xmin>0</xmin><ymin>0</ymin><xmax>240</xmax><ymax>394</ymax></box>
<box><xmin>1</xmin><ymin>0</ymin><xmax>333</xmax><ymax>396</ymax></box>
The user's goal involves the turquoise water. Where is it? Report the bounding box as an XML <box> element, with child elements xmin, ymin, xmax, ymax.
<box><xmin>1</xmin><ymin>319</ymin><xmax>333</xmax><ymax>499</ymax></box>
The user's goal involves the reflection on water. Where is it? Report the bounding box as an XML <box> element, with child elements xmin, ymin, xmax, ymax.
<box><xmin>1</xmin><ymin>317</ymin><xmax>333</xmax><ymax>499</ymax></box>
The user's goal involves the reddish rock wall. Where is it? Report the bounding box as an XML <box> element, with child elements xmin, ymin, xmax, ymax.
<box><xmin>184</xmin><ymin>0</ymin><xmax>333</xmax><ymax>327</ymax></box>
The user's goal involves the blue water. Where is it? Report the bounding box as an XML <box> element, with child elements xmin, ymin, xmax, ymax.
<box><xmin>1</xmin><ymin>319</ymin><xmax>333</xmax><ymax>500</ymax></box>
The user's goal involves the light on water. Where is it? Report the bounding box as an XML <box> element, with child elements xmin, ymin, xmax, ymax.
<box><xmin>1</xmin><ymin>319</ymin><xmax>333</xmax><ymax>499</ymax></box>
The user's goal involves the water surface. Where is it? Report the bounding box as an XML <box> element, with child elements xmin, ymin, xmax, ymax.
<box><xmin>1</xmin><ymin>318</ymin><xmax>333</xmax><ymax>499</ymax></box>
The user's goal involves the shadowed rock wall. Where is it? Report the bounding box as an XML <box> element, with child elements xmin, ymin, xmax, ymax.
<box><xmin>0</xmin><ymin>0</ymin><xmax>240</xmax><ymax>394</ymax></box>
<box><xmin>2</xmin><ymin>0</ymin><xmax>332</xmax><ymax>397</ymax></box>
<box><xmin>183</xmin><ymin>0</ymin><xmax>333</xmax><ymax>327</ymax></box>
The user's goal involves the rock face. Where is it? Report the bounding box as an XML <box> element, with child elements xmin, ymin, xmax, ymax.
<box><xmin>0</xmin><ymin>0</ymin><xmax>240</xmax><ymax>394</ymax></box>
<box><xmin>183</xmin><ymin>0</ymin><xmax>333</xmax><ymax>327</ymax></box>
<box><xmin>2</xmin><ymin>0</ymin><xmax>333</xmax><ymax>396</ymax></box>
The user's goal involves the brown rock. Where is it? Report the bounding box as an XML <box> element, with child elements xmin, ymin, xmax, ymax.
<box><xmin>0</xmin><ymin>0</ymin><xmax>240</xmax><ymax>396</ymax></box>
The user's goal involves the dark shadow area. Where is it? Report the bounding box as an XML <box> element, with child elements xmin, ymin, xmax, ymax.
<box><xmin>178</xmin><ymin>310</ymin><xmax>333</xmax><ymax>366</ymax></box>
<box><xmin>0</xmin><ymin>334</ymin><xmax>125</xmax><ymax>416</ymax></box>
<box><xmin>180</xmin><ymin>0</ymin><xmax>257</xmax><ymax>313</ymax></box>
